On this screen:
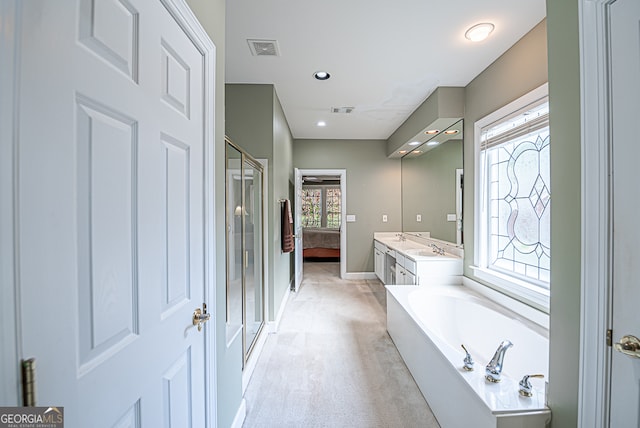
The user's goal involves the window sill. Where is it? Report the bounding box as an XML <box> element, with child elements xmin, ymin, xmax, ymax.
<box><xmin>470</xmin><ymin>266</ymin><xmax>550</xmax><ymax>313</ymax></box>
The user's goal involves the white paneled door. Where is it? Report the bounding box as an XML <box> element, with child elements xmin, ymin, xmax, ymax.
<box><xmin>15</xmin><ymin>0</ymin><xmax>214</xmax><ymax>426</ymax></box>
<box><xmin>610</xmin><ymin>0</ymin><xmax>640</xmax><ymax>426</ymax></box>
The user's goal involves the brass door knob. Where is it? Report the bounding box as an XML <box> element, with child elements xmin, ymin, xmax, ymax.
<box><xmin>193</xmin><ymin>303</ymin><xmax>211</xmax><ymax>332</ymax></box>
<box><xmin>614</xmin><ymin>335</ymin><xmax>640</xmax><ymax>359</ymax></box>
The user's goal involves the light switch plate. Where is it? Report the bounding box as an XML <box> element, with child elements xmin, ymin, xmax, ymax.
<box><xmin>447</xmin><ymin>214</ymin><xmax>457</xmax><ymax>222</ymax></box>
<box><xmin>416</xmin><ymin>214</ymin><xmax>422</xmax><ymax>222</ymax></box>
<box><xmin>346</xmin><ymin>214</ymin><xmax>356</xmax><ymax>222</ymax></box>
<box><xmin>382</xmin><ymin>214</ymin><xmax>388</xmax><ymax>222</ymax></box>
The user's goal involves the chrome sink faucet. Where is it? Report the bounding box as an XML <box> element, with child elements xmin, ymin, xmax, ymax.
<box><xmin>396</xmin><ymin>233</ymin><xmax>406</xmax><ymax>241</ymax></box>
<box><xmin>430</xmin><ymin>243</ymin><xmax>445</xmax><ymax>255</ymax></box>
<box><xmin>485</xmin><ymin>340</ymin><xmax>513</xmax><ymax>383</ymax></box>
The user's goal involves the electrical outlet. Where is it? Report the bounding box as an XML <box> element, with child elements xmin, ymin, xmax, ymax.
<box><xmin>447</xmin><ymin>214</ymin><xmax>457</xmax><ymax>222</ymax></box>
<box><xmin>416</xmin><ymin>214</ymin><xmax>422</xmax><ymax>222</ymax></box>
<box><xmin>382</xmin><ymin>214</ymin><xmax>388</xmax><ymax>222</ymax></box>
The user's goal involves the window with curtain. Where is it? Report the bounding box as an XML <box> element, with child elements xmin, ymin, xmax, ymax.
<box><xmin>474</xmin><ymin>86</ymin><xmax>550</xmax><ymax>308</ymax></box>
<box><xmin>301</xmin><ymin>186</ymin><xmax>341</xmax><ymax>229</ymax></box>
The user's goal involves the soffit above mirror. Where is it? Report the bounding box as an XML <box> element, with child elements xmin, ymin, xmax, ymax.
<box><xmin>387</xmin><ymin>87</ymin><xmax>464</xmax><ymax>159</ymax></box>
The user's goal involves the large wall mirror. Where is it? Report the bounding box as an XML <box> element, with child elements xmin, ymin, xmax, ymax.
<box><xmin>401</xmin><ymin>120</ymin><xmax>463</xmax><ymax>246</ymax></box>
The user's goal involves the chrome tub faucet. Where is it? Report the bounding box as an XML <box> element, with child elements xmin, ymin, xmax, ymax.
<box><xmin>485</xmin><ymin>340</ymin><xmax>513</xmax><ymax>383</ymax></box>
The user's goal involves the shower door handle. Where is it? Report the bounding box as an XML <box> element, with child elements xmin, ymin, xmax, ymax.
<box><xmin>614</xmin><ymin>335</ymin><xmax>640</xmax><ymax>359</ymax></box>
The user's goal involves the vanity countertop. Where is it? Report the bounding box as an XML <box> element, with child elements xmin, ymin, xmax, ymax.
<box><xmin>374</xmin><ymin>232</ymin><xmax>462</xmax><ymax>261</ymax></box>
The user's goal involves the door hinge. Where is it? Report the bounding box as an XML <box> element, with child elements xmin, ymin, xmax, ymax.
<box><xmin>21</xmin><ymin>358</ymin><xmax>36</xmax><ymax>406</ymax></box>
<box><xmin>606</xmin><ymin>329</ymin><xmax>613</xmax><ymax>347</ymax></box>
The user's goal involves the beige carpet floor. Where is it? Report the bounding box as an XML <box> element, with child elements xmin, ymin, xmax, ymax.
<box><xmin>242</xmin><ymin>262</ymin><xmax>441</xmax><ymax>428</ymax></box>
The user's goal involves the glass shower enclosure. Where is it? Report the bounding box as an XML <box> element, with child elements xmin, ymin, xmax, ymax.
<box><xmin>225</xmin><ymin>138</ymin><xmax>265</xmax><ymax>367</ymax></box>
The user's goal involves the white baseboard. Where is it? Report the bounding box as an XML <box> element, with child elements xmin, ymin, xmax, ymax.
<box><xmin>343</xmin><ymin>272</ymin><xmax>377</xmax><ymax>280</ymax></box>
<box><xmin>230</xmin><ymin>398</ymin><xmax>246</xmax><ymax>428</ymax></box>
<box><xmin>267</xmin><ymin>285</ymin><xmax>291</xmax><ymax>334</ymax></box>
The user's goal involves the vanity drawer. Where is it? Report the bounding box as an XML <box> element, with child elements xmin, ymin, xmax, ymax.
<box><xmin>395</xmin><ymin>253</ymin><xmax>406</xmax><ymax>268</ymax></box>
<box><xmin>404</xmin><ymin>257</ymin><xmax>417</xmax><ymax>275</ymax></box>
<box><xmin>374</xmin><ymin>240</ymin><xmax>386</xmax><ymax>252</ymax></box>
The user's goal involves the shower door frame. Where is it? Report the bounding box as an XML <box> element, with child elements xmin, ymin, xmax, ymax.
<box><xmin>225</xmin><ymin>137</ymin><xmax>266</xmax><ymax>369</ymax></box>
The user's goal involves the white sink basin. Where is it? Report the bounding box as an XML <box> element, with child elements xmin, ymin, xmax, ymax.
<box><xmin>405</xmin><ymin>248</ymin><xmax>439</xmax><ymax>257</ymax></box>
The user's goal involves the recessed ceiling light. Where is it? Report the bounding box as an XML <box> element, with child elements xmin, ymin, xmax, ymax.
<box><xmin>399</xmin><ymin>150</ymin><xmax>408</xmax><ymax>154</ymax></box>
<box><xmin>465</xmin><ymin>23</ymin><xmax>495</xmax><ymax>42</ymax></box>
<box><xmin>444</xmin><ymin>129</ymin><xmax>459</xmax><ymax>135</ymax></box>
<box><xmin>427</xmin><ymin>141</ymin><xmax>440</xmax><ymax>146</ymax></box>
<box><xmin>409</xmin><ymin>141</ymin><xmax>421</xmax><ymax>146</ymax></box>
<box><xmin>413</xmin><ymin>150</ymin><xmax>422</xmax><ymax>154</ymax></box>
<box><xmin>425</xmin><ymin>129</ymin><xmax>440</xmax><ymax>135</ymax></box>
<box><xmin>314</xmin><ymin>71</ymin><xmax>331</xmax><ymax>80</ymax></box>
<box><xmin>317</xmin><ymin>121</ymin><xmax>326</xmax><ymax>127</ymax></box>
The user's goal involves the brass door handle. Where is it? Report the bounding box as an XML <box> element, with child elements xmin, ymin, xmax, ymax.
<box><xmin>193</xmin><ymin>303</ymin><xmax>211</xmax><ymax>332</ymax></box>
<box><xmin>614</xmin><ymin>335</ymin><xmax>640</xmax><ymax>359</ymax></box>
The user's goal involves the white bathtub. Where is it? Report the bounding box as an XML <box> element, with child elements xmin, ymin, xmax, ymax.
<box><xmin>386</xmin><ymin>284</ymin><xmax>551</xmax><ymax>428</ymax></box>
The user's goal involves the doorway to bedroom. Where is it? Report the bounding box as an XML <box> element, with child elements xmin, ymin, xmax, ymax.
<box><xmin>301</xmin><ymin>175</ymin><xmax>341</xmax><ymax>263</ymax></box>
<box><xmin>294</xmin><ymin>169</ymin><xmax>347</xmax><ymax>286</ymax></box>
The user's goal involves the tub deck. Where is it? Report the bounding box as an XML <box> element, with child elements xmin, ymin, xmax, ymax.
<box><xmin>386</xmin><ymin>285</ymin><xmax>551</xmax><ymax>428</ymax></box>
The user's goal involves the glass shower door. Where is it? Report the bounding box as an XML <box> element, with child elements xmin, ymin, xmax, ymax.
<box><xmin>243</xmin><ymin>159</ymin><xmax>264</xmax><ymax>359</ymax></box>
<box><xmin>226</xmin><ymin>144</ymin><xmax>243</xmax><ymax>334</ymax></box>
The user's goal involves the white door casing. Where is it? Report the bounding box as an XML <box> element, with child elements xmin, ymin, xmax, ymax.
<box><xmin>294</xmin><ymin>169</ymin><xmax>348</xmax><ymax>284</ymax></box>
<box><xmin>579</xmin><ymin>0</ymin><xmax>639</xmax><ymax>426</ymax></box>
<box><xmin>293</xmin><ymin>168</ymin><xmax>303</xmax><ymax>291</ymax></box>
<box><xmin>609</xmin><ymin>1</ymin><xmax>640</xmax><ymax>426</ymax></box>
<box><xmin>14</xmin><ymin>1</ymin><xmax>216</xmax><ymax>427</ymax></box>
<box><xmin>0</xmin><ymin>0</ymin><xmax>20</xmax><ymax>407</ymax></box>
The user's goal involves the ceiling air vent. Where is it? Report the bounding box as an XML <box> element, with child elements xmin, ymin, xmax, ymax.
<box><xmin>331</xmin><ymin>107</ymin><xmax>354</xmax><ymax>114</ymax></box>
<box><xmin>247</xmin><ymin>39</ymin><xmax>280</xmax><ymax>56</ymax></box>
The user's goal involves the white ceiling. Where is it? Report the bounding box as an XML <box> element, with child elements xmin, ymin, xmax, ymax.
<box><xmin>225</xmin><ymin>0</ymin><xmax>546</xmax><ymax>141</ymax></box>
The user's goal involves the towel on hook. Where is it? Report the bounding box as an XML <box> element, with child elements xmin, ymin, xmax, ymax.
<box><xmin>281</xmin><ymin>199</ymin><xmax>295</xmax><ymax>253</ymax></box>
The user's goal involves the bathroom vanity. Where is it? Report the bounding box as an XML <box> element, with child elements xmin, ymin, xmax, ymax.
<box><xmin>374</xmin><ymin>232</ymin><xmax>462</xmax><ymax>286</ymax></box>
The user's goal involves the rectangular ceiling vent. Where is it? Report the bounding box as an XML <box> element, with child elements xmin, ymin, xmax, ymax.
<box><xmin>247</xmin><ymin>39</ymin><xmax>280</xmax><ymax>56</ymax></box>
<box><xmin>331</xmin><ymin>107</ymin><xmax>355</xmax><ymax>114</ymax></box>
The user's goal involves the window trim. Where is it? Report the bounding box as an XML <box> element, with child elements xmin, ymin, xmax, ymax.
<box><xmin>473</xmin><ymin>83</ymin><xmax>550</xmax><ymax>312</ymax></box>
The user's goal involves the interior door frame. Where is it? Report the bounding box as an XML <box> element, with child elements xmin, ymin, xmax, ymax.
<box><xmin>296</xmin><ymin>169</ymin><xmax>347</xmax><ymax>280</ymax></box>
<box><xmin>578</xmin><ymin>0</ymin><xmax>615</xmax><ymax>426</ymax></box>
<box><xmin>0</xmin><ymin>0</ymin><xmax>21</xmax><ymax>406</ymax></box>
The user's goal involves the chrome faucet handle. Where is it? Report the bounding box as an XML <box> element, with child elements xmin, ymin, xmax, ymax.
<box><xmin>461</xmin><ymin>344</ymin><xmax>474</xmax><ymax>371</ymax></box>
<box><xmin>518</xmin><ymin>374</ymin><xmax>544</xmax><ymax>397</ymax></box>
<box><xmin>485</xmin><ymin>340</ymin><xmax>513</xmax><ymax>383</ymax></box>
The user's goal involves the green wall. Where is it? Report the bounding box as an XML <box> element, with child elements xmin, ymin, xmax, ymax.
<box><xmin>225</xmin><ymin>84</ymin><xmax>294</xmax><ymax>322</ymax></box>
<box><xmin>401</xmin><ymin>139</ymin><xmax>462</xmax><ymax>242</ymax></box>
<box><xmin>272</xmin><ymin>93</ymin><xmax>294</xmax><ymax>316</ymax></box>
<box><xmin>293</xmin><ymin>139</ymin><xmax>401</xmax><ymax>273</ymax></box>
<box><xmin>546</xmin><ymin>1</ymin><xmax>581</xmax><ymax>426</ymax></box>
<box><xmin>462</xmin><ymin>18</ymin><xmax>549</xmax><ymax>289</ymax></box>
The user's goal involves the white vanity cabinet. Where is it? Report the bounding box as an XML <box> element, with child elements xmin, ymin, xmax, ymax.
<box><xmin>395</xmin><ymin>253</ymin><xmax>417</xmax><ymax>285</ymax></box>
<box><xmin>374</xmin><ymin>234</ymin><xmax>462</xmax><ymax>285</ymax></box>
<box><xmin>374</xmin><ymin>241</ymin><xmax>386</xmax><ymax>282</ymax></box>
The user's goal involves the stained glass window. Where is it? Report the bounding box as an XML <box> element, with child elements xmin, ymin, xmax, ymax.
<box><xmin>301</xmin><ymin>188</ymin><xmax>322</xmax><ymax>228</ymax></box>
<box><xmin>301</xmin><ymin>187</ymin><xmax>341</xmax><ymax>229</ymax></box>
<box><xmin>326</xmin><ymin>188</ymin><xmax>342</xmax><ymax>229</ymax></box>
<box><xmin>480</xmin><ymin>100</ymin><xmax>550</xmax><ymax>288</ymax></box>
